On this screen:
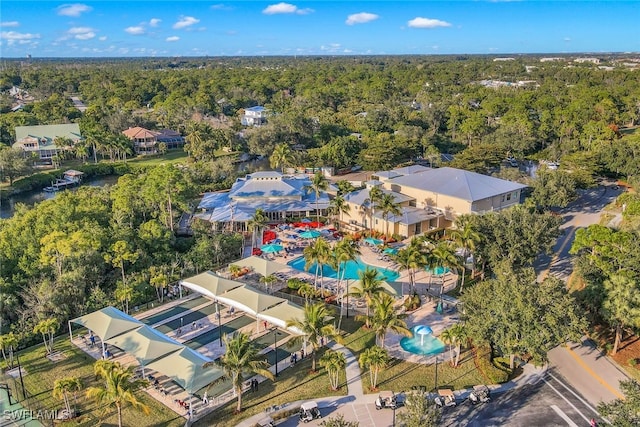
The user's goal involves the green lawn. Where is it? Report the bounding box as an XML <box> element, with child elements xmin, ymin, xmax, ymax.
<box><xmin>126</xmin><ymin>149</ymin><xmax>189</xmax><ymax>166</ymax></box>
<box><xmin>340</xmin><ymin>316</ymin><xmax>486</xmax><ymax>394</ymax></box>
<box><xmin>1</xmin><ymin>339</ymin><xmax>184</xmax><ymax>427</ymax></box>
<box><xmin>194</xmin><ymin>347</ymin><xmax>347</xmax><ymax>427</ymax></box>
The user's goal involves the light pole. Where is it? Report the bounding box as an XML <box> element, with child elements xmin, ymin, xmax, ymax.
<box><xmin>434</xmin><ymin>355</ymin><xmax>439</xmax><ymax>392</ymax></box>
<box><xmin>216</xmin><ymin>300</ymin><xmax>222</xmax><ymax>346</ymax></box>
<box><xmin>272</xmin><ymin>328</ymin><xmax>279</xmax><ymax>377</ymax></box>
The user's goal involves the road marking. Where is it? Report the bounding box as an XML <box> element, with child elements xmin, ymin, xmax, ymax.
<box><xmin>564</xmin><ymin>346</ymin><xmax>625</xmax><ymax>400</ymax></box>
<box><xmin>548</xmin><ymin>372</ymin><xmax>600</xmax><ymax>414</ymax></box>
<box><xmin>551</xmin><ymin>405</ymin><xmax>580</xmax><ymax>427</ymax></box>
<box><xmin>544</xmin><ymin>378</ymin><xmax>591</xmax><ymax>424</ymax></box>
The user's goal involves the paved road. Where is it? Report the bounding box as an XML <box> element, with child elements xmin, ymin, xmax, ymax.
<box><xmin>440</xmin><ymin>368</ymin><xmax>601</xmax><ymax>427</ymax></box>
<box><xmin>535</xmin><ymin>182</ymin><xmax>623</xmax><ymax>282</ymax></box>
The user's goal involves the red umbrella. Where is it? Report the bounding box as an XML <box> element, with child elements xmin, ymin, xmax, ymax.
<box><xmin>263</xmin><ymin>230</ymin><xmax>277</xmax><ymax>243</ymax></box>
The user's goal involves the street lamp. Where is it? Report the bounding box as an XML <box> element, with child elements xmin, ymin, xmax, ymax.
<box><xmin>272</xmin><ymin>328</ymin><xmax>279</xmax><ymax>377</ymax></box>
<box><xmin>215</xmin><ymin>300</ymin><xmax>222</xmax><ymax>346</ymax></box>
<box><xmin>434</xmin><ymin>355</ymin><xmax>439</xmax><ymax>392</ymax></box>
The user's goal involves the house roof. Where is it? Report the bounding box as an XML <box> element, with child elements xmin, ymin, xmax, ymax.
<box><xmin>14</xmin><ymin>123</ymin><xmax>82</xmax><ymax>147</ymax></box>
<box><xmin>372</xmin><ymin>206</ymin><xmax>441</xmax><ymax>225</ymax></box>
<box><xmin>122</xmin><ymin>126</ymin><xmax>157</xmax><ymax>139</ymax></box>
<box><xmin>245</xmin><ymin>106</ymin><xmax>265</xmax><ymax>112</ymax></box>
<box><xmin>387</xmin><ymin>167</ymin><xmax>527</xmax><ymax>202</ymax></box>
<box><xmin>391</xmin><ymin>164</ymin><xmax>431</xmax><ymax>175</ymax></box>
<box><xmin>345</xmin><ymin>188</ymin><xmax>414</xmax><ymax>207</ymax></box>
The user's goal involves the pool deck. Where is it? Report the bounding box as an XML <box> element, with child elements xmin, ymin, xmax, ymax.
<box><xmin>266</xmin><ymin>232</ymin><xmax>461</xmax><ymax>364</ymax></box>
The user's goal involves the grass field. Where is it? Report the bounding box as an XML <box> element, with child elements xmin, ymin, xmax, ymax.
<box><xmin>1</xmin><ymin>340</ymin><xmax>184</xmax><ymax>427</ymax></box>
<box><xmin>193</xmin><ymin>346</ymin><xmax>347</xmax><ymax>427</ymax></box>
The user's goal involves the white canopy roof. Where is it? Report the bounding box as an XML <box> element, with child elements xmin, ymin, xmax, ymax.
<box><xmin>70</xmin><ymin>306</ymin><xmax>142</xmax><ymax>340</ymax></box>
<box><xmin>105</xmin><ymin>325</ymin><xmax>183</xmax><ymax>365</ymax></box>
<box><xmin>216</xmin><ymin>285</ymin><xmax>285</xmax><ymax>317</ymax></box>
<box><xmin>257</xmin><ymin>301</ymin><xmax>305</xmax><ymax>335</ymax></box>
<box><xmin>230</xmin><ymin>256</ymin><xmax>290</xmax><ymax>277</ymax></box>
<box><xmin>146</xmin><ymin>347</ymin><xmax>223</xmax><ymax>394</ymax></box>
<box><xmin>180</xmin><ymin>271</ymin><xmax>243</xmax><ymax>299</ymax></box>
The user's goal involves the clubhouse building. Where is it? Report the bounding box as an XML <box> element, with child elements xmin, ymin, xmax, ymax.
<box><xmin>195</xmin><ymin>166</ymin><xmax>526</xmax><ymax>238</ymax></box>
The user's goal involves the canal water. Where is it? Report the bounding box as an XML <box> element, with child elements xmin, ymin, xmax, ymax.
<box><xmin>0</xmin><ymin>175</ymin><xmax>120</xmax><ymax>219</ymax></box>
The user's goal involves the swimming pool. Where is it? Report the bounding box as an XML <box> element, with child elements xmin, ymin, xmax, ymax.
<box><xmin>287</xmin><ymin>256</ymin><xmax>400</xmax><ymax>281</ymax></box>
<box><xmin>426</xmin><ymin>266</ymin><xmax>451</xmax><ymax>276</ymax></box>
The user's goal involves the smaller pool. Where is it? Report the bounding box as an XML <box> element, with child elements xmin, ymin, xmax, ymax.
<box><xmin>400</xmin><ymin>326</ymin><xmax>446</xmax><ymax>356</ymax></box>
<box><xmin>427</xmin><ymin>266</ymin><xmax>451</xmax><ymax>276</ymax></box>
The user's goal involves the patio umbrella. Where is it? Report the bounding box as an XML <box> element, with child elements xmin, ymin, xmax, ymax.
<box><xmin>383</xmin><ymin>247</ymin><xmax>398</xmax><ymax>255</ymax></box>
<box><xmin>299</xmin><ymin>230</ymin><xmax>321</xmax><ymax>239</ymax></box>
<box><xmin>261</xmin><ymin>243</ymin><xmax>284</xmax><ymax>253</ymax></box>
<box><xmin>364</xmin><ymin>237</ymin><xmax>383</xmax><ymax>246</ymax></box>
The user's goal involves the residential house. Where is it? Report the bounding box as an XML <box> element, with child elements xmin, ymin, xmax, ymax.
<box><xmin>13</xmin><ymin>123</ymin><xmax>82</xmax><ymax>162</ymax></box>
<box><xmin>341</xmin><ymin>166</ymin><xmax>527</xmax><ymax>238</ymax></box>
<box><xmin>122</xmin><ymin>126</ymin><xmax>184</xmax><ymax>154</ymax></box>
<box><xmin>241</xmin><ymin>106</ymin><xmax>267</xmax><ymax>126</ymax></box>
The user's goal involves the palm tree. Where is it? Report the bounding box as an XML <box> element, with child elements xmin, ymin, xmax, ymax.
<box><xmin>209</xmin><ymin>332</ymin><xmax>274</xmax><ymax>413</ymax></box>
<box><xmin>0</xmin><ymin>332</ymin><xmax>18</xmax><ymax>369</ymax></box>
<box><xmin>303</xmin><ymin>237</ymin><xmax>331</xmax><ymax>291</ymax></box>
<box><xmin>450</xmin><ymin>324</ymin><xmax>468</xmax><ymax>367</ymax></box>
<box><xmin>359</xmin><ymin>346</ymin><xmax>389</xmax><ymax>390</ymax></box>
<box><xmin>369</xmin><ymin>293</ymin><xmax>411</xmax><ymax>349</ymax></box>
<box><xmin>34</xmin><ymin>318</ymin><xmax>59</xmax><ymax>354</ymax></box>
<box><xmin>114</xmin><ymin>281</ymin><xmax>134</xmax><ymax>314</ymax></box>
<box><xmin>431</xmin><ymin>241</ymin><xmax>461</xmax><ymax>297</ymax></box>
<box><xmin>306</xmin><ymin>171</ymin><xmax>330</xmax><ymax>224</ymax></box>
<box><xmin>378</xmin><ymin>193</ymin><xmax>401</xmax><ymax>239</ymax></box>
<box><xmin>259</xmin><ymin>274</ymin><xmax>278</xmax><ymax>293</ymax></box>
<box><xmin>53</xmin><ymin>377</ymin><xmax>83</xmax><ymax>417</ymax></box>
<box><xmin>270</xmin><ymin>143</ymin><xmax>295</xmax><ymax>173</ymax></box>
<box><xmin>286</xmin><ymin>302</ymin><xmax>342</xmax><ymax>372</ymax></box>
<box><xmin>393</xmin><ymin>238</ymin><xmax>427</xmax><ymax>295</ymax></box>
<box><xmin>364</xmin><ymin>186</ymin><xmax>383</xmax><ymax>233</ymax></box>
<box><xmin>248</xmin><ymin>208</ymin><xmax>268</xmax><ymax>250</ymax></box>
<box><xmin>86</xmin><ymin>360</ymin><xmax>149</xmax><ymax>427</ymax></box>
<box><xmin>449</xmin><ymin>220</ymin><xmax>480</xmax><ymax>292</ymax></box>
<box><xmin>319</xmin><ymin>350</ymin><xmax>347</xmax><ymax>391</ymax></box>
<box><xmin>439</xmin><ymin>328</ymin><xmax>455</xmax><ymax>366</ymax></box>
<box><xmin>328</xmin><ymin>194</ymin><xmax>351</xmax><ymax>227</ymax></box>
<box><xmin>297</xmin><ymin>282</ymin><xmax>317</xmax><ymax>302</ymax></box>
<box><xmin>333</xmin><ymin>238</ymin><xmax>360</xmax><ymax>328</ymax></box>
<box><xmin>349</xmin><ymin>267</ymin><xmax>389</xmax><ymax>328</ymax></box>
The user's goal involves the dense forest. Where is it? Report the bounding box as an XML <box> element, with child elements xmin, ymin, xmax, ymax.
<box><xmin>1</xmin><ymin>55</ymin><xmax>640</xmax><ymax>348</ymax></box>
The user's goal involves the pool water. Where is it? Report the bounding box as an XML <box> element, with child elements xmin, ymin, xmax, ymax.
<box><xmin>426</xmin><ymin>266</ymin><xmax>451</xmax><ymax>276</ymax></box>
<box><xmin>400</xmin><ymin>329</ymin><xmax>446</xmax><ymax>356</ymax></box>
<box><xmin>287</xmin><ymin>256</ymin><xmax>399</xmax><ymax>281</ymax></box>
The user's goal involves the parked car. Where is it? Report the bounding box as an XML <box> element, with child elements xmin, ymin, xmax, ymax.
<box><xmin>299</xmin><ymin>401</ymin><xmax>322</xmax><ymax>422</ymax></box>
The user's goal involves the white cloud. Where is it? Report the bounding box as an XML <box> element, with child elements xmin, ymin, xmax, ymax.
<box><xmin>173</xmin><ymin>16</ymin><xmax>200</xmax><ymax>29</ymax></box>
<box><xmin>0</xmin><ymin>31</ymin><xmax>40</xmax><ymax>46</ymax></box>
<box><xmin>263</xmin><ymin>3</ymin><xmax>313</xmax><ymax>15</ymax></box>
<box><xmin>0</xmin><ymin>21</ymin><xmax>19</xmax><ymax>28</ymax></box>
<box><xmin>564</xmin><ymin>37</ymin><xmax>571</xmax><ymax>42</ymax></box>
<box><xmin>57</xmin><ymin>4</ymin><xmax>92</xmax><ymax>17</ymax></box>
<box><xmin>346</xmin><ymin>12</ymin><xmax>379</xmax><ymax>25</ymax></box>
<box><xmin>210</xmin><ymin>4</ymin><xmax>233</xmax><ymax>10</ymax></box>
<box><xmin>166</xmin><ymin>36</ymin><xmax>180</xmax><ymax>42</ymax></box>
<box><xmin>407</xmin><ymin>17</ymin><xmax>451</xmax><ymax>29</ymax></box>
<box><xmin>68</xmin><ymin>27</ymin><xmax>96</xmax><ymax>40</ymax></box>
<box><xmin>149</xmin><ymin>18</ymin><xmax>161</xmax><ymax>27</ymax></box>
<box><xmin>125</xmin><ymin>26</ymin><xmax>145</xmax><ymax>35</ymax></box>
<box><xmin>99</xmin><ymin>36</ymin><xmax>107</xmax><ymax>41</ymax></box>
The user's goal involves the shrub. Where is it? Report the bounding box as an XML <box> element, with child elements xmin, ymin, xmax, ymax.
<box><xmin>403</xmin><ymin>294</ymin><xmax>421</xmax><ymax>312</ymax></box>
<box><xmin>287</xmin><ymin>278</ymin><xmax>304</xmax><ymax>290</ymax></box>
<box><xmin>474</xmin><ymin>346</ymin><xmax>510</xmax><ymax>384</ymax></box>
<box><xmin>629</xmin><ymin>358</ymin><xmax>638</xmax><ymax>367</ymax></box>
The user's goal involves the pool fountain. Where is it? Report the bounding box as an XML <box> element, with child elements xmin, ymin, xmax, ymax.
<box><xmin>400</xmin><ymin>325</ymin><xmax>446</xmax><ymax>356</ymax></box>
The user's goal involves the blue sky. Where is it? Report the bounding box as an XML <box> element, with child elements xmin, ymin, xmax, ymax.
<box><xmin>1</xmin><ymin>1</ymin><xmax>639</xmax><ymax>57</ymax></box>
